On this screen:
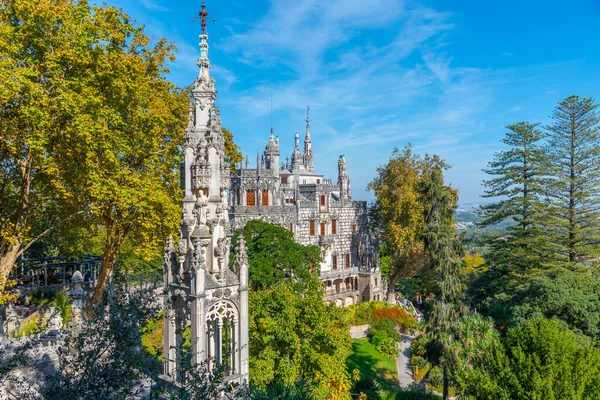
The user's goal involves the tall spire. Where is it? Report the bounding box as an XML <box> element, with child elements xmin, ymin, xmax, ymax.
<box><xmin>195</xmin><ymin>0</ymin><xmax>213</xmax><ymax>82</ymax></box>
<box><xmin>303</xmin><ymin>106</ymin><xmax>314</xmax><ymax>172</ymax></box>
<box><xmin>192</xmin><ymin>0</ymin><xmax>216</xmax><ymax>127</ymax></box>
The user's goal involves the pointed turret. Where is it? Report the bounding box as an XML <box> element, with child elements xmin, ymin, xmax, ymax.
<box><xmin>264</xmin><ymin>128</ymin><xmax>280</xmax><ymax>175</ymax></box>
<box><xmin>303</xmin><ymin>106</ymin><xmax>314</xmax><ymax>172</ymax></box>
<box><xmin>338</xmin><ymin>155</ymin><xmax>351</xmax><ymax>201</ymax></box>
<box><xmin>291</xmin><ymin>132</ymin><xmax>303</xmax><ymax>171</ymax></box>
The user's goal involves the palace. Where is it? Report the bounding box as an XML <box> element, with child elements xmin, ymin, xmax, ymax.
<box><xmin>229</xmin><ymin>114</ymin><xmax>384</xmax><ymax>306</ymax></box>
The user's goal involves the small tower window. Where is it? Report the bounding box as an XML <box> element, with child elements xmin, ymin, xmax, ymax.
<box><xmin>310</xmin><ymin>220</ymin><xmax>316</xmax><ymax>236</ymax></box>
<box><xmin>345</xmin><ymin>253</ymin><xmax>350</xmax><ymax>268</ymax></box>
<box><xmin>332</xmin><ymin>255</ymin><xmax>338</xmax><ymax>270</ymax></box>
<box><xmin>246</xmin><ymin>190</ymin><xmax>256</xmax><ymax>206</ymax></box>
<box><xmin>332</xmin><ymin>219</ymin><xmax>337</xmax><ymax>234</ymax></box>
<box><xmin>320</xmin><ymin>222</ymin><xmax>326</xmax><ymax>236</ymax></box>
<box><xmin>320</xmin><ymin>195</ymin><xmax>326</xmax><ymax>206</ymax></box>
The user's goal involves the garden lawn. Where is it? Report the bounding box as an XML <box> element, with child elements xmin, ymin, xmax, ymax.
<box><xmin>346</xmin><ymin>338</ymin><xmax>399</xmax><ymax>391</ymax></box>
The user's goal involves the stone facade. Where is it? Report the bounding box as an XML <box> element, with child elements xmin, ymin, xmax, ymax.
<box><xmin>230</xmin><ymin>111</ymin><xmax>384</xmax><ymax>306</ymax></box>
<box><xmin>161</xmin><ymin>6</ymin><xmax>249</xmax><ymax>385</ymax></box>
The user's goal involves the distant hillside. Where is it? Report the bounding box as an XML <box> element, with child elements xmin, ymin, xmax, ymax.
<box><xmin>454</xmin><ymin>204</ymin><xmax>513</xmax><ymax>254</ymax></box>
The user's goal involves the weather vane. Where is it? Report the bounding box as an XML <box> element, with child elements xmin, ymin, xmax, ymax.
<box><xmin>191</xmin><ymin>0</ymin><xmax>217</xmax><ymax>34</ymax></box>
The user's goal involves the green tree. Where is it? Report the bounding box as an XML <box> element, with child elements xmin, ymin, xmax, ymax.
<box><xmin>249</xmin><ymin>277</ymin><xmax>353</xmax><ymax>399</ymax></box>
<box><xmin>0</xmin><ymin>0</ymin><xmax>92</xmax><ymax>292</ymax></box>
<box><xmin>544</xmin><ymin>95</ymin><xmax>600</xmax><ymax>264</ymax></box>
<box><xmin>479</xmin><ymin>122</ymin><xmax>551</xmax><ymax>271</ymax></box>
<box><xmin>0</xmin><ymin>0</ymin><xmax>189</xmax><ymax>302</ymax></box>
<box><xmin>456</xmin><ymin>318</ymin><xmax>600</xmax><ymax>400</ymax></box>
<box><xmin>368</xmin><ymin>145</ymin><xmax>436</xmax><ymax>294</ymax></box>
<box><xmin>509</xmin><ymin>266</ymin><xmax>600</xmax><ymax>340</ymax></box>
<box><xmin>231</xmin><ymin>220</ymin><xmax>321</xmax><ymax>291</ymax></box>
<box><xmin>418</xmin><ymin>158</ymin><xmax>463</xmax><ymax>400</ymax></box>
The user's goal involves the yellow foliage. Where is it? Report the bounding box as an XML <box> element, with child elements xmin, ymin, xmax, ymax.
<box><xmin>0</xmin><ymin>279</ymin><xmax>19</xmax><ymax>305</ymax></box>
<box><xmin>462</xmin><ymin>252</ymin><xmax>486</xmax><ymax>276</ymax></box>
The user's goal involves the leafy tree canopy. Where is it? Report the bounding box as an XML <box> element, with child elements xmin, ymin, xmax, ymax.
<box><xmin>456</xmin><ymin>318</ymin><xmax>600</xmax><ymax>400</ymax></box>
<box><xmin>231</xmin><ymin>220</ymin><xmax>321</xmax><ymax>291</ymax></box>
<box><xmin>248</xmin><ymin>276</ymin><xmax>353</xmax><ymax>399</ymax></box>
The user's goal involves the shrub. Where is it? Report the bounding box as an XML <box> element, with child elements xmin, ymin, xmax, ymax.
<box><xmin>427</xmin><ymin>366</ymin><xmax>443</xmax><ymax>388</ymax></box>
<box><xmin>370</xmin><ymin>334</ymin><xmax>397</xmax><ymax>358</ymax></box>
<box><xmin>369</xmin><ymin>319</ymin><xmax>401</xmax><ymax>343</ymax></box>
<box><xmin>395</xmin><ymin>386</ymin><xmax>441</xmax><ymax>400</ymax></box>
<box><xmin>372</xmin><ymin>307</ymin><xmax>416</xmax><ymax>332</ymax></box>
<box><xmin>410</xmin><ymin>356</ymin><xmax>431</xmax><ymax>381</ymax></box>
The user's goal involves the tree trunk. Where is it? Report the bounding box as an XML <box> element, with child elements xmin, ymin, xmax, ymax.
<box><xmin>443</xmin><ymin>365</ymin><xmax>449</xmax><ymax>400</ymax></box>
<box><xmin>91</xmin><ymin>224</ymin><xmax>126</xmax><ymax>304</ymax></box>
<box><xmin>0</xmin><ymin>240</ymin><xmax>22</xmax><ymax>294</ymax></box>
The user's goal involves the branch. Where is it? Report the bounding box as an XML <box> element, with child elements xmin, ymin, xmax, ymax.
<box><xmin>17</xmin><ymin>210</ymin><xmax>85</xmax><ymax>258</ymax></box>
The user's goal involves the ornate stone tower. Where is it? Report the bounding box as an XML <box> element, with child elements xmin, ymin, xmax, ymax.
<box><xmin>338</xmin><ymin>155</ymin><xmax>351</xmax><ymax>201</ymax></box>
<box><xmin>303</xmin><ymin>106</ymin><xmax>314</xmax><ymax>172</ymax></box>
<box><xmin>291</xmin><ymin>132</ymin><xmax>303</xmax><ymax>171</ymax></box>
<box><xmin>162</xmin><ymin>0</ymin><xmax>249</xmax><ymax>385</ymax></box>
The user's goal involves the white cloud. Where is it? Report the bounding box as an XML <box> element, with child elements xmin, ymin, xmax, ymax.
<box><xmin>139</xmin><ymin>0</ymin><xmax>172</xmax><ymax>12</ymax></box>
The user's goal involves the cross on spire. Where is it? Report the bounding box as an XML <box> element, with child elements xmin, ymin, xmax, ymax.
<box><xmin>200</xmin><ymin>0</ymin><xmax>209</xmax><ymax>34</ymax></box>
<box><xmin>194</xmin><ymin>0</ymin><xmax>216</xmax><ymax>35</ymax></box>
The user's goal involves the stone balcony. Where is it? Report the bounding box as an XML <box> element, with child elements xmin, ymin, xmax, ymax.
<box><xmin>318</xmin><ymin>235</ymin><xmax>334</xmax><ymax>247</ymax></box>
<box><xmin>319</xmin><ymin>267</ymin><xmax>359</xmax><ymax>281</ymax></box>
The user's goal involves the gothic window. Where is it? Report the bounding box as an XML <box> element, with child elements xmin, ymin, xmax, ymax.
<box><xmin>281</xmin><ymin>176</ymin><xmax>288</xmax><ymax>184</ymax></box>
<box><xmin>320</xmin><ymin>194</ymin><xmax>326</xmax><ymax>206</ymax></box>
<box><xmin>310</xmin><ymin>220</ymin><xmax>316</xmax><ymax>236</ymax></box>
<box><xmin>261</xmin><ymin>189</ymin><xmax>269</xmax><ymax>206</ymax></box>
<box><xmin>345</xmin><ymin>253</ymin><xmax>350</xmax><ymax>268</ymax></box>
<box><xmin>332</xmin><ymin>255</ymin><xmax>338</xmax><ymax>270</ymax></box>
<box><xmin>332</xmin><ymin>219</ymin><xmax>337</xmax><ymax>234</ymax></box>
<box><xmin>205</xmin><ymin>301</ymin><xmax>239</xmax><ymax>375</ymax></box>
<box><xmin>320</xmin><ymin>222</ymin><xmax>326</xmax><ymax>236</ymax></box>
<box><xmin>246</xmin><ymin>190</ymin><xmax>256</xmax><ymax>206</ymax></box>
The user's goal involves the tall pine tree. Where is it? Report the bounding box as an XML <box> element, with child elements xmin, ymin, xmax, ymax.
<box><xmin>419</xmin><ymin>158</ymin><xmax>462</xmax><ymax>400</ymax></box>
<box><xmin>544</xmin><ymin>95</ymin><xmax>600</xmax><ymax>264</ymax></box>
<box><xmin>479</xmin><ymin>122</ymin><xmax>551</xmax><ymax>272</ymax></box>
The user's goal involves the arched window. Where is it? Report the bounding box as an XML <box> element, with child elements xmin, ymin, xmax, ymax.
<box><xmin>320</xmin><ymin>194</ymin><xmax>326</xmax><ymax>206</ymax></box>
<box><xmin>205</xmin><ymin>300</ymin><xmax>239</xmax><ymax>375</ymax></box>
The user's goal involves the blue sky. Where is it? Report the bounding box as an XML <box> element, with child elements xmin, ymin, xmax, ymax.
<box><xmin>106</xmin><ymin>0</ymin><xmax>600</xmax><ymax>204</ymax></box>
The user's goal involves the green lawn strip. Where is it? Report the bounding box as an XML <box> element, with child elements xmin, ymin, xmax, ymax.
<box><xmin>346</xmin><ymin>338</ymin><xmax>399</xmax><ymax>391</ymax></box>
